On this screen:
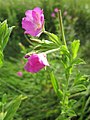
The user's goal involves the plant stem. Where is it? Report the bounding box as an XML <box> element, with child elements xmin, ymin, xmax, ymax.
<box><xmin>45</xmin><ymin>48</ymin><xmax>60</xmax><ymax>54</ymax></box>
<box><xmin>58</xmin><ymin>10</ymin><xmax>67</xmax><ymax>47</ymax></box>
<box><xmin>24</xmin><ymin>35</ymin><xmax>33</xmax><ymax>45</ymax></box>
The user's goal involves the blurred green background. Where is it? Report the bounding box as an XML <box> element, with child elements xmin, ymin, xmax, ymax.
<box><xmin>0</xmin><ymin>0</ymin><xmax>90</xmax><ymax>120</ymax></box>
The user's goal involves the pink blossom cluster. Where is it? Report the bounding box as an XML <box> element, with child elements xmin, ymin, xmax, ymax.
<box><xmin>51</xmin><ymin>8</ymin><xmax>59</xmax><ymax>18</ymax></box>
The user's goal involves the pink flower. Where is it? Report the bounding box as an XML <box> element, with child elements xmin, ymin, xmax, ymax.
<box><xmin>51</xmin><ymin>12</ymin><xmax>55</xmax><ymax>18</ymax></box>
<box><xmin>17</xmin><ymin>71</ymin><xmax>23</xmax><ymax>77</ymax></box>
<box><xmin>22</xmin><ymin>7</ymin><xmax>44</xmax><ymax>37</ymax></box>
<box><xmin>54</xmin><ymin>8</ymin><xmax>59</xmax><ymax>13</ymax></box>
<box><xmin>24</xmin><ymin>53</ymin><xmax>49</xmax><ymax>73</ymax></box>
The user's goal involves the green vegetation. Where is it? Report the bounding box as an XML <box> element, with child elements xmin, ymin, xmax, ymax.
<box><xmin>0</xmin><ymin>0</ymin><xmax>90</xmax><ymax>58</ymax></box>
<box><xmin>0</xmin><ymin>0</ymin><xmax>90</xmax><ymax>120</ymax></box>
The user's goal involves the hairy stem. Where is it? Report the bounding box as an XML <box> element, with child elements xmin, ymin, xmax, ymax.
<box><xmin>58</xmin><ymin>10</ymin><xmax>67</xmax><ymax>47</ymax></box>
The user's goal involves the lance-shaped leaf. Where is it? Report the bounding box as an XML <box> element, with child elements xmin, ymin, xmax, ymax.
<box><xmin>44</xmin><ymin>31</ymin><xmax>61</xmax><ymax>46</ymax></box>
<box><xmin>69</xmin><ymin>84</ymin><xmax>87</xmax><ymax>94</ymax></box>
<box><xmin>50</xmin><ymin>72</ymin><xmax>63</xmax><ymax>98</ymax></box>
<box><xmin>0</xmin><ymin>20</ymin><xmax>14</xmax><ymax>68</ymax></box>
<box><xmin>50</xmin><ymin>72</ymin><xmax>59</xmax><ymax>95</ymax></box>
<box><xmin>71</xmin><ymin>58</ymin><xmax>86</xmax><ymax>65</ymax></box>
<box><xmin>4</xmin><ymin>95</ymin><xmax>23</xmax><ymax>120</ymax></box>
<box><xmin>0</xmin><ymin>50</ymin><xmax>3</xmax><ymax>67</ymax></box>
<box><xmin>0</xmin><ymin>20</ymin><xmax>14</xmax><ymax>50</ymax></box>
<box><xmin>71</xmin><ymin>40</ymin><xmax>80</xmax><ymax>59</ymax></box>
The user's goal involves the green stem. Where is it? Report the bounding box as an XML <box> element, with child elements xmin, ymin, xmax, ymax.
<box><xmin>24</xmin><ymin>35</ymin><xmax>33</xmax><ymax>45</ymax></box>
<box><xmin>58</xmin><ymin>10</ymin><xmax>67</xmax><ymax>47</ymax></box>
<box><xmin>58</xmin><ymin>11</ymin><xmax>71</xmax><ymax>118</ymax></box>
<box><xmin>45</xmin><ymin>48</ymin><xmax>60</xmax><ymax>54</ymax></box>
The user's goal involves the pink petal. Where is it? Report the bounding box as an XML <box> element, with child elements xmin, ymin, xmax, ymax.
<box><xmin>22</xmin><ymin>17</ymin><xmax>37</xmax><ymax>36</ymax></box>
<box><xmin>25</xmin><ymin>10</ymin><xmax>33</xmax><ymax>20</ymax></box>
<box><xmin>38</xmin><ymin>53</ymin><xmax>49</xmax><ymax>66</ymax></box>
<box><xmin>24</xmin><ymin>61</ymin><xmax>31</xmax><ymax>72</ymax></box>
<box><xmin>24</xmin><ymin>53</ymin><xmax>49</xmax><ymax>73</ymax></box>
<box><xmin>32</xmin><ymin>10</ymin><xmax>40</xmax><ymax>24</ymax></box>
<box><xmin>33</xmin><ymin>7</ymin><xmax>43</xmax><ymax>14</ymax></box>
<box><xmin>22</xmin><ymin>7</ymin><xmax>44</xmax><ymax>37</ymax></box>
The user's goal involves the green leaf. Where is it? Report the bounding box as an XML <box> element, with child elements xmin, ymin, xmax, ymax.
<box><xmin>4</xmin><ymin>95</ymin><xmax>23</xmax><ymax>120</ymax></box>
<box><xmin>74</xmin><ymin>73</ymin><xmax>88</xmax><ymax>85</ymax></box>
<box><xmin>2</xmin><ymin>26</ymin><xmax>14</xmax><ymax>50</ymax></box>
<box><xmin>0</xmin><ymin>20</ymin><xmax>14</xmax><ymax>67</ymax></box>
<box><xmin>70</xmin><ymin>84</ymin><xmax>87</xmax><ymax>94</ymax></box>
<box><xmin>58</xmin><ymin>89</ymin><xmax>63</xmax><ymax>99</ymax></box>
<box><xmin>56</xmin><ymin>114</ymin><xmax>70</xmax><ymax>120</ymax></box>
<box><xmin>2</xmin><ymin>94</ymin><xmax>7</xmax><ymax>105</ymax></box>
<box><xmin>67</xmin><ymin>109</ymin><xmax>76</xmax><ymax>118</ymax></box>
<box><xmin>0</xmin><ymin>50</ymin><xmax>3</xmax><ymax>68</ymax></box>
<box><xmin>0</xmin><ymin>20</ymin><xmax>7</xmax><ymax>47</ymax></box>
<box><xmin>71</xmin><ymin>58</ymin><xmax>86</xmax><ymax>65</ymax></box>
<box><xmin>44</xmin><ymin>31</ymin><xmax>61</xmax><ymax>45</ymax></box>
<box><xmin>60</xmin><ymin>45</ymin><xmax>70</xmax><ymax>57</ymax></box>
<box><xmin>60</xmin><ymin>45</ymin><xmax>70</xmax><ymax>68</ymax></box>
<box><xmin>0</xmin><ymin>20</ymin><xmax>14</xmax><ymax>51</ymax></box>
<box><xmin>33</xmin><ymin>39</ymin><xmax>58</xmax><ymax>52</ymax></box>
<box><xmin>0</xmin><ymin>112</ymin><xmax>7</xmax><ymax>120</ymax></box>
<box><xmin>71</xmin><ymin>40</ymin><xmax>80</xmax><ymax>59</ymax></box>
<box><xmin>68</xmin><ymin>99</ymin><xmax>77</xmax><ymax>108</ymax></box>
<box><xmin>50</xmin><ymin>72</ymin><xmax>59</xmax><ymax>96</ymax></box>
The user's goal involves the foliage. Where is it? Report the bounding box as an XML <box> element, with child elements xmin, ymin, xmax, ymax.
<box><xmin>0</xmin><ymin>20</ymin><xmax>23</xmax><ymax>120</ymax></box>
<box><xmin>0</xmin><ymin>61</ymin><xmax>60</xmax><ymax>120</ymax></box>
<box><xmin>0</xmin><ymin>20</ymin><xmax>14</xmax><ymax>67</ymax></box>
<box><xmin>0</xmin><ymin>0</ymin><xmax>90</xmax><ymax>120</ymax></box>
<box><xmin>0</xmin><ymin>59</ymin><xmax>90</xmax><ymax>120</ymax></box>
<box><xmin>80</xmin><ymin>40</ymin><xmax>90</xmax><ymax>60</ymax></box>
<box><xmin>0</xmin><ymin>95</ymin><xmax>24</xmax><ymax>120</ymax></box>
<box><xmin>22</xmin><ymin>8</ymin><xmax>89</xmax><ymax>119</ymax></box>
<box><xmin>0</xmin><ymin>0</ymin><xmax>90</xmax><ymax>59</ymax></box>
